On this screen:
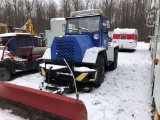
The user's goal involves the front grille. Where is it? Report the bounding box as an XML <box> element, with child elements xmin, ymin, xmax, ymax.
<box><xmin>56</xmin><ymin>40</ymin><xmax>75</xmax><ymax>61</ymax></box>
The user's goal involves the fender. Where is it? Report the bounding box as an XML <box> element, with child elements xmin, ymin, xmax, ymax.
<box><xmin>107</xmin><ymin>46</ymin><xmax>115</xmax><ymax>61</ymax></box>
<box><xmin>35</xmin><ymin>48</ymin><xmax>51</xmax><ymax>68</ymax></box>
<box><xmin>82</xmin><ymin>47</ymin><xmax>106</xmax><ymax>64</ymax></box>
<box><xmin>107</xmin><ymin>44</ymin><xmax>119</xmax><ymax>62</ymax></box>
<box><xmin>41</xmin><ymin>48</ymin><xmax>51</xmax><ymax>59</ymax></box>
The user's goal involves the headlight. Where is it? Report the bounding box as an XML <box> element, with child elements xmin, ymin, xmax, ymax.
<box><xmin>94</xmin><ymin>34</ymin><xmax>99</xmax><ymax>40</ymax></box>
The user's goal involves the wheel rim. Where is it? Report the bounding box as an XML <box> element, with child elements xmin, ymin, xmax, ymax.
<box><xmin>0</xmin><ymin>71</ymin><xmax>7</xmax><ymax>80</ymax></box>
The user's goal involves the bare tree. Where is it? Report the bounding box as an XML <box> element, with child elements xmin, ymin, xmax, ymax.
<box><xmin>59</xmin><ymin>0</ymin><xmax>72</xmax><ymax>17</ymax></box>
<box><xmin>45</xmin><ymin>0</ymin><xmax>58</xmax><ymax>30</ymax></box>
<box><xmin>100</xmin><ymin>0</ymin><xmax>118</xmax><ymax>29</ymax></box>
<box><xmin>34</xmin><ymin>0</ymin><xmax>45</xmax><ymax>34</ymax></box>
<box><xmin>71</xmin><ymin>0</ymin><xmax>84</xmax><ymax>11</ymax></box>
<box><xmin>24</xmin><ymin>0</ymin><xmax>38</xmax><ymax>18</ymax></box>
<box><xmin>1</xmin><ymin>0</ymin><xmax>14</xmax><ymax>25</ymax></box>
<box><xmin>0</xmin><ymin>0</ymin><xmax>150</xmax><ymax>41</ymax></box>
<box><xmin>84</xmin><ymin>0</ymin><xmax>90</xmax><ymax>9</ymax></box>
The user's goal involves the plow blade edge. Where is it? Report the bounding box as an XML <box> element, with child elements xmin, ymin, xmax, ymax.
<box><xmin>0</xmin><ymin>82</ymin><xmax>87</xmax><ymax>120</ymax></box>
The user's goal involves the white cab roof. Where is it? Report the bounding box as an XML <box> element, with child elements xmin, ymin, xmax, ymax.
<box><xmin>51</xmin><ymin>18</ymin><xmax>65</xmax><ymax>21</ymax></box>
<box><xmin>113</xmin><ymin>28</ymin><xmax>138</xmax><ymax>34</ymax></box>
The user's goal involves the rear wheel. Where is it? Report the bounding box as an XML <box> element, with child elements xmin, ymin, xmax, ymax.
<box><xmin>0</xmin><ymin>68</ymin><xmax>11</xmax><ymax>81</ymax></box>
<box><xmin>93</xmin><ymin>55</ymin><xmax>105</xmax><ymax>87</ymax></box>
<box><xmin>109</xmin><ymin>49</ymin><xmax>118</xmax><ymax>70</ymax></box>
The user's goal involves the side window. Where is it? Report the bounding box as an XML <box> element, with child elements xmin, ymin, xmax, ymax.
<box><xmin>102</xmin><ymin>20</ymin><xmax>110</xmax><ymax>33</ymax></box>
<box><xmin>120</xmin><ymin>36</ymin><xmax>126</xmax><ymax>39</ymax></box>
<box><xmin>68</xmin><ymin>24</ymin><xmax>77</xmax><ymax>33</ymax></box>
<box><xmin>102</xmin><ymin>21</ymin><xmax>107</xmax><ymax>33</ymax></box>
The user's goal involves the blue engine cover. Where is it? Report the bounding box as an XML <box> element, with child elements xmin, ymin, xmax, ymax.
<box><xmin>51</xmin><ymin>35</ymin><xmax>94</xmax><ymax>62</ymax></box>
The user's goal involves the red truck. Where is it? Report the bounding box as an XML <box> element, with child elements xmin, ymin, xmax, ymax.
<box><xmin>0</xmin><ymin>33</ymin><xmax>46</xmax><ymax>81</ymax></box>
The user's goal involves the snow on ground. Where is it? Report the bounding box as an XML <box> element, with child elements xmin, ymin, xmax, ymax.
<box><xmin>3</xmin><ymin>42</ymin><xmax>152</xmax><ymax>120</ymax></box>
<box><xmin>67</xmin><ymin>42</ymin><xmax>153</xmax><ymax>120</ymax></box>
<box><xmin>0</xmin><ymin>109</ymin><xmax>25</xmax><ymax>120</ymax></box>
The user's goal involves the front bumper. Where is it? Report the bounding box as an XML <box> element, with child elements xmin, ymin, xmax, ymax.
<box><xmin>39</xmin><ymin>61</ymin><xmax>97</xmax><ymax>83</ymax></box>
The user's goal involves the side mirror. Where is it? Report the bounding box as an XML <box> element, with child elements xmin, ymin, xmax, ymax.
<box><xmin>102</xmin><ymin>22</ymin><xmax>107</xmax><ymax>33</ymax></box>
<box><xmin>106</xmin><ymin>21</ymin><xmax>110</xmax><ymax>28</ymax></box>
<box><xmin>102</xmin><ymin>20</ymin><xmax>110</xmax><ymax>33</ymax></box>
<box><xmin>103</xmin><ymin>22</ymin><xmax>107</xmax><ymax>27</ymax></box>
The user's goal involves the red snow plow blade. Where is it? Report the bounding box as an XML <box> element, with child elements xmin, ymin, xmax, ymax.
<box><xmin>0</xmin><ymin>82</ymin><xmax>87</xmax><ymax>120</ymax></box>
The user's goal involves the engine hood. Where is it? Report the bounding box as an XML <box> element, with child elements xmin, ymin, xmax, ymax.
<box><xmin>51</xmin><ymin>35</ymin><xmax>94</xmax><ymax>62</ymax></box>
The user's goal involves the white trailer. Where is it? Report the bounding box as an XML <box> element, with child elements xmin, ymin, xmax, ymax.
<box><xmin>112</xmin><ymin>28</ymin><xmax>138</xmax><ymax>50</ymax></box>
<box><xmin>45</xmin><ymin>18</ymin><xmax>66</xmax><ymax>47</ymax></box>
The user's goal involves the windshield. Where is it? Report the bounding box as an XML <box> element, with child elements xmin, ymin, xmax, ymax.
<box><xmin>66</xmin><ymin>16</ymin><xmax>100</xmax><ymax>33</ymax></box>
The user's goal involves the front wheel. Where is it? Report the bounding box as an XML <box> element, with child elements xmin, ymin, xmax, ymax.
<box><xmin>0</xmin><ymin>68</ymin><xmax>11</xmax><ymax>81</ymax></box>
<box><xmin>93</xmin><ymin>55</ymin><xmax>105</xmax><ymax>87</ymax></box>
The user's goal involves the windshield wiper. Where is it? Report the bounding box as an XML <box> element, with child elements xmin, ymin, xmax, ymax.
<box><xmin>79</xmin><ymin>27</ymin><xmax>90</xmax><ymax>32</ymax></box>
<box><xmin>68</xmin><ymin>28</ymin><xmax>78</xmax><ymax>32</ymax></box>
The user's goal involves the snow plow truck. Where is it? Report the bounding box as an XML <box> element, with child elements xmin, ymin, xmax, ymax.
<box><xmin>39</xmin><ymin>9</ymin><xmax>119</xmax><ymax>90</ymax></box>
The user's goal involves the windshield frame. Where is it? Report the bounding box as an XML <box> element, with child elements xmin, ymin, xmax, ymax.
<box><xmin>65</xmin><ymin>15</ymin><xmax>101</xmax><ymax>34</ymax></box>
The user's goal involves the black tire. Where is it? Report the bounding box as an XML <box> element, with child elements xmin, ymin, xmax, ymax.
<box><xmin>35</xmin><ymin>60</ymin><xmax>43</xmax><ymax>72</ymax></box>
<box><xmin>109</xmin><ymin>49</ymin><xmax>118</xmax><ymax>70</ymax></box>
<box><xmin>0</xmin><ymin>68</ymin><xmax>11</xmax><ymax>81</ymax></box>
<box><xmin>36</xmin><ymin>63</ymin><xmax>41</xmax><ymax>72</ymax></box>
<box><xmin>93</xmin><ymin>55</ymin><xmax>105</xmax><ymax>87</ymax></box>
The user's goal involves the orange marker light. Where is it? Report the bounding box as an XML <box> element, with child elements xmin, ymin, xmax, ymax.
<box><xmin>102</xmin><ymin>14</ymin><xmax>106</xmax><ymax>18</ymax></box>
<box><xmin>155</xmin><ymin>58</ymin><xmax>159</xmax><ymax>65</ymax></box>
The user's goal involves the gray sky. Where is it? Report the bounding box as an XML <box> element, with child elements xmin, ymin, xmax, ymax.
<box><xmin>54</xmin><ymin>0</ymin><xmax>60</xmax><ymax>4</ymax></box>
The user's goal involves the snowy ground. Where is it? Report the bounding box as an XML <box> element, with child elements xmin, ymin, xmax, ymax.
<box><xmin>1</xmin><ymin>42</ymin><xmax>152</xmax><ymax>120</ymax></box>
<box><xmin>0</xmin><ymin>109</ymin><xmax>25</xmax><ymax>120</ymax></box>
